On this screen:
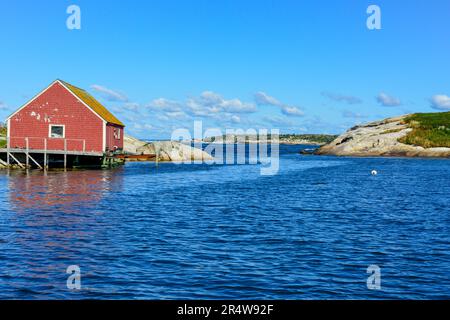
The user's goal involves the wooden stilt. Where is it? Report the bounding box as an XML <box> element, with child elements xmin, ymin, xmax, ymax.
<box><xmin>6</xmin><ymin>137</ymin><xmax>10</xmax><ymax>166</ymax></box>
<box><xmin>25</xmin><ymin>138</ymin><xmax>29</xmax><ymax>168</ymax></box>
<box><xmin>27</xmin><ymin>153</ymin><xmax>43</xmax><ymax>169</ymax></box>
<box><xmin>44</xmin><ymin>138</ymin><xmax>47</xmax><ymax>170</ymax></box>
<box><xmin>64</xmin><ymin>140</ymin><xmax>67</xmax><ymax>169</ymax></box>
<box><xmin>8</xmin><ymin>153</ymin><xmax>25</xmax><ymax>169</ymax></box>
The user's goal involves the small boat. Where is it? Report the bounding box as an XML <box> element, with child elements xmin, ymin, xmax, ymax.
<box><xmin>115</xmin><ymin>154</ymin><xmax>156</xmax><ymax>161</ymax></box>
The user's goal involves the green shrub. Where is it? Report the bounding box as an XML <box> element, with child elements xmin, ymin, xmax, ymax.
<box><xmin>399</xmin><ymin>112</ymin><xmax>450</xmax><ymax>148</ymax></box>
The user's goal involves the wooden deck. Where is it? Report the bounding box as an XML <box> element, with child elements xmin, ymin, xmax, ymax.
<box><xmin>0</xmin><ymin>148</ymin><xmax>103</xmax><ymax>157</ymax></box>
<box><xmin>1</xmin><ymin>137</ymin><xmax>125</xmax><ymax>169</ymax></box>
<box><xmin>0</xmin><ymin>147</ymin><xmax>105</xmax><ymax>169</ymax></box>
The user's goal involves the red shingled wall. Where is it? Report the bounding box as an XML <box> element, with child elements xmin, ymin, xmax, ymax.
<box><xmin>106</xmin><ymin>123</ymin><xmax>124</xmax><ymax>151</ymax></box>
<box><xmin>8</xmin><ymin>82</ymin><xmax>105</xmax><ymax>153</ymax></box>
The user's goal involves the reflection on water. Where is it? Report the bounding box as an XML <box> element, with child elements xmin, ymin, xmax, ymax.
<box><xmin>0</xmin><ymin>169</ymin><xmax>125</xmax><ymax>299</ymax></box>
<box><xmin>8</xmin><ymin>169</ymin><xmax>123</xmax><ymax>214</ymax></box>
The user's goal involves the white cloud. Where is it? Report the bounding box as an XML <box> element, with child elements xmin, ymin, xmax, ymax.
<box><xmin>91</xmin><ymin>84</ymin><xmax>128</xmax><ymax>102</ymax></box>
<box><xmin>221</xmin><ymin>98</ymin><xmax>256</xmax><ymax>113</ymax></box>
<box><xmin>201</xmin><ymin>91</ymin><xmax>256</xmax><ymax>113</ymax></box>
<box><xmin>133</xmin><ymin>123</ymin><xmax>155</xmax><ymax>131</ymax></box>
<box><xmin>376</xmin><ymin>92</ymin><xmax>401</xmax><ymax>106</ymax></box>
<box><xmin>281</xmin><ymin>105</ymin><xmax>304</xmax><ymax>117</ymax></box>
<box><xmin>186</xmin><ymin>98</ymin><xmax>220</xmax><ymax>117</ymax></box>
<box><xmin>146</xmin><ymin>91</ymin><xmax>257</xmax><ymax>118</ymax></box>
<box><xmin>254</xmin><ymin>92</ymin><xmax>282</xmax><ymax>106</ymax></box>
<box><xmin>199</xmin><ymin>91</ymin><xmax>223</xmax><ymax>106</ymax></box>
<box><xmin>165</xmin><ymin>111</ymin><xmax>189</xmax><ymax>120</ymax></box>
<box><xmin>109</xmin><ymin>103</ymin><xmax>140</xmax><ymax>115</ymax></box>
<box><xmin>254</xmin><ymin>91</ymin><xmax>304</xmax><ymax>117</ymax></box>
<box><xmin>231</xmin><ymin>115</ymin><xmax>241</xmax><ymax>123</ymax></box>
<box><xmin>186</xmin><ymin>91</ymin><xmax>257</xmax><ymax>116</ymax></box>
<box><xmin>124</xmin><ymin>115</ymin><xmax>139</xmax><ymax>123</ymax></box>
<box><xmin>0</xmin><ymin>101</ymin><xmax>8</xmax><ymax>110</ymax></box>
<box><xmin>156</xmin><ymin>114</ymin><xmax>170</xmax><ymax>121</ymax></box>
<box><xmin>430</xmin><ymin>94</ymin><xmax>450</xmax><ymax>110</ymax></box>
<box><xmin>321</xmin><ymin>91</ymin><xmax>362</xmax><ymax>104</ymax></box>
<box><xmin>123</xmin><ymin>102</ymin><xmax>140</xmax><ymax>111</ymax></box>
<box><xmin>148</xmin><ymin>98</ymin><xmax>182</xmax><ymax>112</ymax></box>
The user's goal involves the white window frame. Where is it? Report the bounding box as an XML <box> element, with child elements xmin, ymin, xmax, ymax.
<box><xmin>113</xmin><ymin>127</ymin><xmax>121</xmax><ymax>140</ymax></box>
<box><xmin>49</xmin><ymin>124</ymin><xmax>65</xmax><ymax>138</ymax></box>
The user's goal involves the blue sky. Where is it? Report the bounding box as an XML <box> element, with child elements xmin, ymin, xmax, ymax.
<box><xmin>1</xmin><ymin>0</ymin><xmax>449</xmax><ymax>139</ymax></box>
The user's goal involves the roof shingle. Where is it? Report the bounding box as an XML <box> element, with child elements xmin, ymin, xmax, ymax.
<box><xmin>60</xmin><ymin>80</ymin><xmax>125</xmax><ymax>127</ymax></box>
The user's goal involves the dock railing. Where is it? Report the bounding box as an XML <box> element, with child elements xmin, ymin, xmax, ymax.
<box><xmin>3</xmin><ymin>137</ymin><xmax>92</xmax><ymax>169</ymax></box>
<box><xmin>7</xmin><ymin>137</ymin><xmax>87</xmax><ymax>153</ymax></box>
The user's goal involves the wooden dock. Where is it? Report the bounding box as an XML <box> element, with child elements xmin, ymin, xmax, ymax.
<box><xmin>0</xmin><ymin>137</ymin><xmax>121</xmax><ymax>170</ymax></box>
<box><xmin>0</xmin><ymin>148</ymin><xmax>103</xmax><ymax>157</ymax></box>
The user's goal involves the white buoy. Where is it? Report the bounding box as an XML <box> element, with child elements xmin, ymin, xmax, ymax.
<box><xmin>371</xmin><ymin>170</ymin><xmax>378</xmax><ymax>176</ymax></box>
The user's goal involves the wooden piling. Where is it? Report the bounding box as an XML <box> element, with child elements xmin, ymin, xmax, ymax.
<box><xmin>8</xmin><ymin>153</ymin><xmax>25</xmax><ymax>169</ymax></box>
<box><xmin>44</xmin><ymin>138</ymin><xmax>47</xmax><ymax>170</ymax></box>
<box><xmin>25</xmin><ymin>138</ymin><xmax>29</xmax><ymax>168</ymax></box>
<box><xmin>64</xmin><ymin>140</ymin><xmax>67</xmax><ymax>169</ymax></box>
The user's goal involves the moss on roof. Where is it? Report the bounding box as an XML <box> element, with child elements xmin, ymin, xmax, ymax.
<box><xmin>60</xmin><ymin>80</ymin><xmax>125</xmax><ymax>127</ymax></box>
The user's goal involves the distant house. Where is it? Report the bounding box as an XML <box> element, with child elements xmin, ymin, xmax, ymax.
<box><xmin>6</xmin><ymin>80</ymin><xmax>125</xmax><ymax>154</ymax></box>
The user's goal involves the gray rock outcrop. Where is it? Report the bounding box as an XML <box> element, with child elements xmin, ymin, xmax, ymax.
<box><xmin>124</xmin><ymin>135</ymin><xmax>213</xmax><ymax>161</ymax></box>
<box><xmin>316</xmin><ymin>115</ymin><xmax>450</xmax><ymax>157</ymax></box>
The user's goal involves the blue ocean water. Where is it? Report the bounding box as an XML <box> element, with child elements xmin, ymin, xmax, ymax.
<box><xmin>0</xmin><ymin>144</ymin><xmax>449</xmax><ymax>299</ymax></box>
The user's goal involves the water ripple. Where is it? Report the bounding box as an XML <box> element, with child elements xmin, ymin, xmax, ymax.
<box><xmin>0</xmin><ymin>145</ymin><xmax>449</xmax><ymax>299</ymax></box>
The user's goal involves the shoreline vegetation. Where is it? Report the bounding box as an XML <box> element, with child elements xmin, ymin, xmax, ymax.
<box><xmin>0</xmin><ymin>127</ymin><xmax>6</xmax><ymax>148</ymax></box>
<box><xmin>196</xmin><ymin>134</ymin><xmax>338</xmax><ymax>146</ymax></box>
<box><xmin>316</xmin><ymin>111</ymin><xmax>450</xmax><ymax>158</ymax></box>
<box><xmin>398</xmin><ymin>112</ymin><xmax>450</xmax><ymax>148</ymax></box>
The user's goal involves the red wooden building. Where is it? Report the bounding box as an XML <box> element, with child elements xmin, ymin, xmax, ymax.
<box><xmin>6</xmin><ymin>79</ymin><xmax>125</xmax><ymax>154</ymax></box>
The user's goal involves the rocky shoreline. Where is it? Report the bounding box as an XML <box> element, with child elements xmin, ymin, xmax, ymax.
<box><xmin>124</xmin><ymin>135</ymin><xmax>213</xmax><ymax>162</ymax></box>
<box><xmin>316</xmin><ymin>114</ymin><xmax>450</xmax><ymax>158</ymax></box>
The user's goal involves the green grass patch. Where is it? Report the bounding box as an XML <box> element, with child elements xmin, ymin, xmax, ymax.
<box><xmin>0</xmin><ymin>126</ymin><xmax>5</xmax><ymax>148</ymax></box>
<box><xmin>399</xmin><ymin>111</ymin><xmax>450</xmax><ymax>148</ymax></box>
<box><xmin>381</xmin><ymin>128</ymin><xmax>403</xmax><ymax>135</ymax></box>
